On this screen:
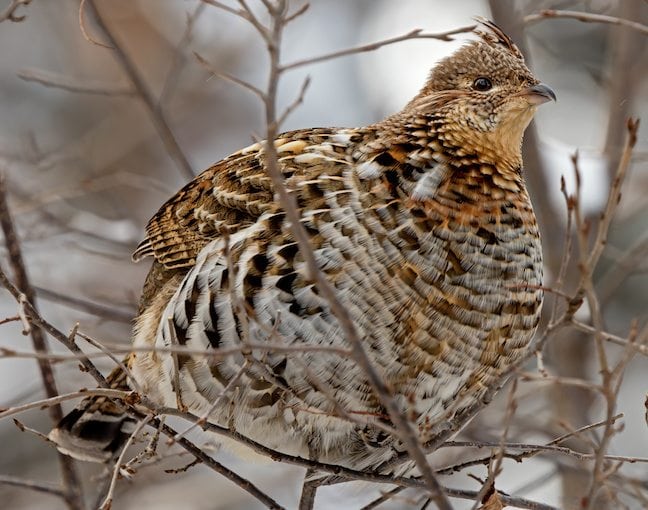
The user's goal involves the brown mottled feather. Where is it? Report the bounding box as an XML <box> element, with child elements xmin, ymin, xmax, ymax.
<box><xmin>132</xmin><ymin>129</ymin><xmax>344</xmax><ymax>270</ymax></box>
<box><xmin>50</xmin><ymin>20</ymin><xmax>553</xmax><ymax>473</ymax></box>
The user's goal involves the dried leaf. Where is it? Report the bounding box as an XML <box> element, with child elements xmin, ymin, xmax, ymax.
<box><xmin>480</xmin><ymin>491</ymin><xmax>505</xmax><ymax>510</ymax></box>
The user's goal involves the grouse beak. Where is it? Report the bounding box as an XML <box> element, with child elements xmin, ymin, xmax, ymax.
<box><xmin>521</xmin><ymin>83</ymin><xmax>556</xmax><ymax>105</ymax></box>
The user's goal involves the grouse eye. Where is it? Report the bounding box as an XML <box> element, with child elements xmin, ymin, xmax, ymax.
<box><xmin>473</xmin><ymin>77</ymin><xmax>492</xmax><ymax>91</ymax></box>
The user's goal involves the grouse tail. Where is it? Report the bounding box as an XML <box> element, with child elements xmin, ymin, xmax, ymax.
<box><xmin>48</xmin><ymin>365</ymin><xmax>135</xmax><ymax>463</ymax></box>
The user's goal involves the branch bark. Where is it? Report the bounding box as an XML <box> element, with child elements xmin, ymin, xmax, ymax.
<box><xmin>0</xmin><ymin>175</ymin><xmax>85</xmax><ymax>510</ymax></box>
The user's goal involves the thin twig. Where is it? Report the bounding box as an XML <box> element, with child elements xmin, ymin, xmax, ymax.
<box><xmin>570</xmin><ymin>320</ymin><xmax>648</xmax><ymax>356</ymax></box>
<box><xmin>74</xmin><ymin>331</ymin><xmax>143</xmax><ymax>395</ymax></box>
<box><xmin>201</xmin><ymin>0</ymin><xmax>241</xmax><ymax>18</ymax></box>
<box><xmin>17</xmin><ymin>68</ymin><xmax>134</xmax><ymax>96</ymax></box>
<box><xmin>0</xmin><ymin>266</ymin><xmax>109</xmax><ymax>387</ymax></box>
<box><xmin>284</xmin><ymin>1</ymin><xmax>308</xmax><ymax>24</ymax></box>
<box><xmin>84</xmin><ymin>0</ymin><xmax>195</xmax><ymax>180</ymax></box>
<box><xmin>549</xmin><ymin>175</ymin><xmax>575</xmax><ymax>325</ymax></box>
<box><xmin>164</xmin><ymin>458</ymin><xmax>202</xmax><ymax>474</ymax></box>
<box><xmin>78</xmin><ymin>0</ymin><xmax>112</xmax><ymax>48</ymax></box>
<box><xmin>171</xmin><ymin>360</ymin><xmax>250</xmax><ymax>444</ymax></box>
<box><xmin>436</xmin><ymin>414</ymin><xmax>629</xmax><ymax>477</ymax></box>
<box><xmin>0</xmin><ymin>0</ymin><xmax>31</xmax><ymax>23</ymax></box>
<box><xmin>0</xmin><ymin>341</ymin><xmax>352</xmax><ymax>363</ymax></box>
<box><xmin>0</xmin><ymin>175</ymin><xmax>85</xmax><ymax>510</ymax></box>
<box><xmin>194</xmin><ymin>52</ymin><xmax>265</xmax><ymax>99</ymax></box>
<box><xmin>444</xmin><ymin>487</ymin><xmax>558</xmax><ymax>510</ymax></box>
<box><xmin>277</xmin><ymin>75</ymin><xmax>311</xmax><ymax>126</ymax></box>
<box><xmin>154</xmin><ymin>418</ymin><xmax>285</xmax><ymax>509</ymax></box>
<box><xmin>257</xmin><ymin>2</ymin><xmax>450</xmax><ymax>507</ymax></box>
<box><xmin>360</xmin><ymin>485</ymin><xmax>406</xmax><ymax>510</ymax></box>
<box><xmin>518</xmin><ymin>371</ymin><xmax>602</xmax><ymax>392</ymax></box>
<box><xmin>361</xmin><ymin>484</ymin><xmax>559</xmax><ymax>510</ymax></box>
<box><xmin>167</xmin><ymin>316</ymin><xmax>187</xmax><ymax>412</ymax></box>
<box><xmin>14</xmin><ymin>417</ymin><xmax>55</xmax><ymax>443</ymax></box>
<box><xmin>0</xmin><ymin>475</ymin><xmax>65</xmax><ymax>498</ymax></box>
<box><xmin>470</xmin><ymin>380</ymin><xmax>519</xmax><ymax>509</ymax></box>
<box><xmin>281</xmin><ymin>25</ymin><xmax>477</xmax><ymax>70</ymax></box>
<box><xmin>159</xmin><ymin>1</ymin><xmax>207</xmax><ymax>105</ymax></box>
<box><xmin>236</xmin><ymin>0</ymin><xmax>269</xmax><ymax>38</ymax></box>
<box><xmin>34</xmin><ymin>285</ymin><xmax>134</xmax><ymax>324</ymax></box>
<box><xmin>0</xmin><ymin>389</ymin><xmax>132</xmax><ymax>420</ymax></box>
<box><xmin>98</xmin><ymin>415</ymin><xmax>153</xmax><ymax>510</ymax></box>
<box><xmin>0</xmin><ymin>315</ymin><xmax>19</xmax><ymax>326</ymax></box>
<box><xmin>584</xmin><ymin>120</ymin><xmax>639</xmax><ymax>289</ymax></box>
<box><xmin>584</xmin><ymin>321</ymin><xmax>646</xmax><ymax>508</ymax></box>
<box><xmin>524</xmin><ymin>10</ymin><xmax>648</xmax><ymax>36</ymax></box>
<box><xmin>549</xmin><ymin>413</ymin><xmax>624</xmax><ymax>448</ymax></box>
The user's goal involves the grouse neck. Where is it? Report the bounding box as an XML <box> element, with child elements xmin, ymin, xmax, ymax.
<box><xmin>373</xmin><ymin>112</ymin><xmax>525</xmax><ymax>183</ymax></box>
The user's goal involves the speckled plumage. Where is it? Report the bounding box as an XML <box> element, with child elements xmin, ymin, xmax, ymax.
<box><xmin>51</xmin><ymin>20</ymin><xmax>552</xmax><ymax>472</ymax></box>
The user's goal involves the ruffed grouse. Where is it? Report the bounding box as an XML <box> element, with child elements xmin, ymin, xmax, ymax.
<box><xmin>51</xmin><ymin>20</ymin><xmax>554</xmax><ymax>481</ymax></box>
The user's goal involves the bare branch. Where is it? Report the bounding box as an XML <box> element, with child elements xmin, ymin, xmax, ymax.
<box><xmin>0</xmin><ymin>315</ymin><xmax>19</xmax><ymax>326</ymax></box>
<box><xmin>584</xmin><ymin>120</ymin><xmax>639</xmax><ymax>280</ymax></box>
<box><xmin>0</xmin><ymin>176</ymin><xmax>60</xmax><ymax>416</ymax></box>
<box><xmin>0</xmin><ymin>0</ymin><xmax>31</xmax><ymax>23</ymax></box>
<box><xmin>281</xmin><ymin>25</ymin><xmax>476</xmax><ymax>71</ymax></box>
<box><xmin>284</xmin><ymin>1</ymin><xmax>308</xmax><ymax>24</ymax></box>
<box><xmin>0</xmin><ymin>475</ymin><xmax>65</xmax><ymax>498</ymax></box>
<box><xmin>0</xmin><ymin>341</ymin><xmax>353</xmax><ymax>364</ymax></box>
<box><xmin>167</xmin><ymin>317</ymin><xmax>188</xmax><ymax>413</ymax></box>
<box><xmin>34</xmin><ymin>285</ymin><xmax>134</xmax><ymax>324</ymax></box>
<box><xmin>17</xmin><ymin>67</ymin><xmax>134</xmax><ymax>96</ymax></box>
<box><xmin>14</xmin><ymin>417</ymin><xmax>55</xmax><ymax>443</ymax></box>
<box><xmin>98</xmin><ymin>415</ymin><xmax>153</xmax><ymax>510</ymax></box>
<box><xmin>158</xmin><ymin>404</ymin><xmax>555</xmax><ymax>510</ymax></box>
<box><xmin>0</xmin><ymin>175</ymin><xmax>85</xmax><ymax>510</ymax></box>
<box><xmin>154</xmin><ymin>418</ymin><xmax>285</xmax><ymax>509</ymax></box>
<box><xmin>83</xmin><ymin>0</ymin><xmax>195</xmax><ymax>180</ymax></box>
<box><xmin>78</xmin><ymin>0</ymin><xmax>112</xmax><ymax>48</ymax></box>
<box><xmin>549</xmin><ymin>174</ymin><xmax>575</xmax><ymax>327</ymax></box>
<box><xmin>236</xmin><ymin>0</ymin><xmax>270</xmax><ymax>39</ymax></box>
<box><xmin>571</xmin><ymin>320</ymin><xmax>648</xmax><ymax>357</ymax></box>
<box><xmin>0</xmin><ymin>389</ymin><xmax>131</xmax><ymax>420</ymax></box>
<box><xmin>201</xmin><ymin>0</ymin><xmax>244</xmax><ymax>18</ymax></box>
<box><xmin>171</xmin><ymin>362</ymin><xmax>250</xmax><ymax>444</ymax></box>
<box><xmin>74</xmin><ymin>330</ymin><xmax>144</xmax><ymax>395</ymax></box>
<box><xmin>0</xmin><ymin>265</ymin><xmax>109</xmax><ymax>387</ymax></box>
<box><xmin>257</xmin><ymin>4</ymin><xmax>451</xmax><ymax>507</ymax></box>
<box><xmin>524</xmin><ymin>10</ymin><xmax>648</xmax><ymax>36</ymax></box>
<box><xmin>277</xmin><ymin>75</ymin><xmax>310</xmax><ymax>126</ymax></box>
<box><xmin>194</xmin><ymin>51</ymin><xmax>265</xmax><ymax>99</ymax></box>
<box><xmin>159</xmin><ymin>1</ymin><xmax>207</xmax><ymax>105</ymax></box>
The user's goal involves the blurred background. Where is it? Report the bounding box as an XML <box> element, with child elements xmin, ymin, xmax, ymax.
<box><xmin>0</xmin><ymin>0</ymin><xmax>647</xmax><ymax>508</ymax></box>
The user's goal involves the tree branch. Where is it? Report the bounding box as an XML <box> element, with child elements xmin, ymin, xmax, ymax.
<box><xmin>524</xmin><ymin>10</ymin><xmax>648</xmax><ymax>36</ymax></box>
<box><xmin>0</xmin><ymin>175</ymin><xmax>84</xmax><ymax>510</ymax></box>
<box><xmin>0</xmin><ymin>0</ymin><xmax>31</xmax><ymax>23</ymax></box>
<box><xmin>17</xmin><ymin>67</ymin><xmax>135</xmax><ymax>96</ymax></box>
<box><xmin>84</xmin><ymin>0</ymin><xmax>195</xmax><ymax>180</ymax></box>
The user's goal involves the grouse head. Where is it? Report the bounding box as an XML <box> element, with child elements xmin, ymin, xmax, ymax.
<box><xmin>406</xmin><ymin>18</ymin><xmax>556</xmax><ymax>171</ymax></box>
